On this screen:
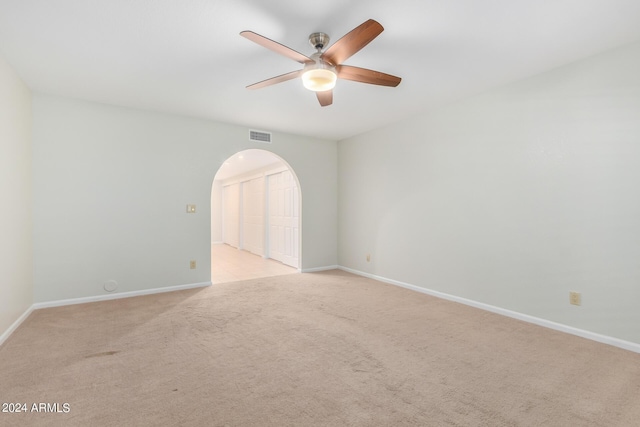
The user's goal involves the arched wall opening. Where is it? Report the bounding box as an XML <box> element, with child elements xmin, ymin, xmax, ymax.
<box><xmin>211</xmin><ymin>149</ymin><xmax>302</xmax><ymax>282</ymax></box>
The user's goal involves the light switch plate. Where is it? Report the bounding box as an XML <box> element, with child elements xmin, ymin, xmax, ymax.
<box><xmin>569</xmin><ymin>291</ymin><xmax>581</xmax><ymax>306</ymax></box>
<box><xmin>186</xmin><ymin>204</ymin><xmax>196</xmax><ymax>213</ymax></box>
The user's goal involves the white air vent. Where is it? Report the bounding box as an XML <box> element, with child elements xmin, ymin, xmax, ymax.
<box><xmin>249</xmin><ymin>129</ymin><xmax>272</xmax><ymax>143</ymax></box>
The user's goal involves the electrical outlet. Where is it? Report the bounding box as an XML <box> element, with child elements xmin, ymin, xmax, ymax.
<box><xmin>366</xmin><ymin>254</ymin><xmax>370</xmax><ymax>262</ymax></box>
<box><xmin>569</xmin><ymin>291</ymin><xmax>581</xmax><ymax>306</ymax></box>
<box><xmin>190</xmin><ymin>260</ymin><xmax>196</xmax><ymax>269</ymax></box>
<box><xmin>186</xmin><ymin>204</ymin><xmax>196</xmax><ymax>213</ymax></box>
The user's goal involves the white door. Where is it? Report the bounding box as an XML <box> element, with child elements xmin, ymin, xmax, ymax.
<box><xmin>242</xmin><ymin>177</ymin><xmax>265</xmax><ymax>256</ymax></box>
<box><xmin>268</xmin><ymin>170</ymin><xmax>299</xmax><ymax>268</ymax></box>
<box><xmin>223</xmin><ymin>183</ymin><xmax>240</xmax><ymax>248</ymax></box>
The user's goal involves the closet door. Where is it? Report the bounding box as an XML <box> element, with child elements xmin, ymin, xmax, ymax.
<box><xmin>268</xmin><ymin>171</ymin><xmax>299</xmax><ymax>268</ymax></box>
<box><xmin>223</xmin><ymin>183</ymin><xmax>240</xmax><ymax>248</ymax></box>
<box><xmin>242</xmin><ymin>177</ymin><xmax>265</xmax><ymax>256</ymax></box>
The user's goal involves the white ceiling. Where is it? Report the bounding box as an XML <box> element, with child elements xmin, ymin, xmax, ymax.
<box><xmin>1</xmin><ymin>1</ymin><xmax>640</xmax><ymax>141</ymax></box>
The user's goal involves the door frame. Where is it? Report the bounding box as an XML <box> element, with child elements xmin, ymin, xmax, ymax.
<box><xmin>212</xmin><ymin>149</ymin><xmax>302</xmax><ymax>272</ymax></box>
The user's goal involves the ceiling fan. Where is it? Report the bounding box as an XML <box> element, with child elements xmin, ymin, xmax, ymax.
<box><xmin>240</xmin><ymin>19</ymin><xmax>401</xmax><ymax>107</ymax></box>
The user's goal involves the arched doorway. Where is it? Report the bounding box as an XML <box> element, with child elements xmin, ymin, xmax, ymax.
<box><xmin>211</xmin><ymin>149</ymin><xmax>302</xmax><ymax>283</ymax></box>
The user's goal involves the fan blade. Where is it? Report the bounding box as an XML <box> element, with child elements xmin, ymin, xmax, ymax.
<box><xmin>240</xmin><ymin>31</ymin><xmax>313</xmax><ymax>64</ymax></box>
<box><xmin>321</xmin><ymin>19</ymin><xmax>383</xmax><ymax>66</ymax></box>
<box><xmin>316</xmin><ymin>90</ymin><xmax>333</xmax><ymax>107</ymax></box>
<box><xmin>337</xmin><ymin>65</ymin><xmax>401</xmax><ymax>87</ymax></box>
<box><xmin>246</xmin><ymin>70</ymin><xmax>302</xmax><ymax>90</ymax></box>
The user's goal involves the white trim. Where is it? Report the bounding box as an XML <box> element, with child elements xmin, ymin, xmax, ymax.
<box><xmin>338</xmin><ymin>266</ymin><xmax>640</xmax><ymax>354</ymax></box>
<box><xmin>211</xmin><ymin>241</ymin><xmax>223</xmax><ymax>245</ymax></box>
<box><xmin>302</xmin><ymin>265</ymin><xmax>339</xmax><ymax>273</ymax></box>
<box><xmin>32</xmin><ymin>281</ymin><xmax>212</xmax><ymax>310</ymax></box>
<box><xmin>0</xmin><ymin>305</ymin><xmax>35</xmax><ymax>348</ymax></box>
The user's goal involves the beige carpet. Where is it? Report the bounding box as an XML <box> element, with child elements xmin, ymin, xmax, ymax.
<box><xmin>1</xmin><ymin>270</ymin><xmax>639</xmax><ymax>426</ymax></box>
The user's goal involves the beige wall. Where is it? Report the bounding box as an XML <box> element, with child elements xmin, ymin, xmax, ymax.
<box><xmin>0</xmin><ymin>52</ymin><xmax>33</xmax><ymax>341</ymax></box>
<box><xmin>32</xmin><ymin>95</ymin><xmax>337</xmax><ymax>302</ymax></box>
<box><xmin>339</xmin><ymin>41</ymin><xmax>640</xmax><ymax>345</ymax></box>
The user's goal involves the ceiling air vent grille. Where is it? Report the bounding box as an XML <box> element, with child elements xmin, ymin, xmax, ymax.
<box><xmin>249</xmin><ymin>129</ymin><xmax>272</xmax><ymax>144</ymax></box>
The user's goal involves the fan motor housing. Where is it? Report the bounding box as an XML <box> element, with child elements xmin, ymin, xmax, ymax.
<box><xmin>308</xmin><ymin>32</ymin><xmax>330</xmax><ymax>50</ymax></box>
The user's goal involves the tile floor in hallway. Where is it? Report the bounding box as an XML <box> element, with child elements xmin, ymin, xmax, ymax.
<box><xmin>211</xmin><ymin>243</ymin><xmax>298</xmax><ymax>284</ymax></box>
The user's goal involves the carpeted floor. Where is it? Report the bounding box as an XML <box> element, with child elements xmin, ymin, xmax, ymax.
<box><xmin>1</xmin><ymin>270</ymin><xmax>639</xmax><ymax>426</ymax></box>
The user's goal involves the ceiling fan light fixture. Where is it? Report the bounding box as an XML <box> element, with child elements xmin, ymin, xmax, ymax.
<box><xmin>302</xmin><ymin>68</ymin><xmax>337</xmax><ymax>91</ymax></box>
<box><xmin>241</xmin><ymin>19</ymin><xmax>400</xmax><ymax>106</ymax></box>
<box><xmin>301</xmin><ymin>58</ymin><xmax>337</xmax><ymax>92</ymax></box>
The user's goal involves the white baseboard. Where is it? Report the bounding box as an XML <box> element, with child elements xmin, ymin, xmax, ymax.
<box><xmin>32</xmin><ymin>281</ymin><xmax>212</xmax><ymax>310</ymax></box>
<box><xmin>301</xmin><ymin>265</ymin><xmax>339</xmax><ymax>273</ymax></box>
<box><xmin>1</xmin><ymin>281</ymin><xmax>212</xmax><ymax>347</ymax></box>
<box><xmin>0</xmin><ymin>305</ymin><xmax>35</xmax><ymax>348</ymax></box>
<box><xmin>338</xmin><ymin>266</ymin><xmax>640</xmax><ymax>354</ymax></box>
